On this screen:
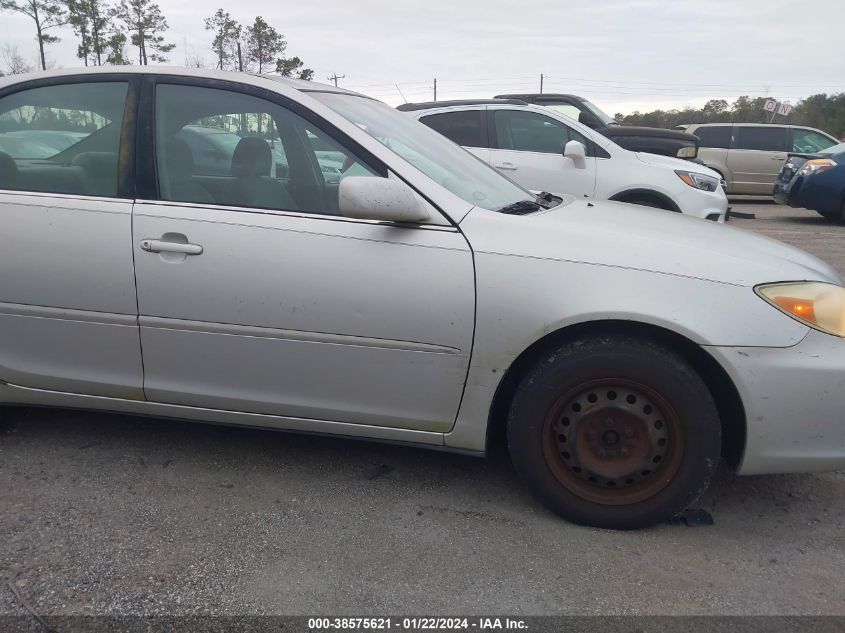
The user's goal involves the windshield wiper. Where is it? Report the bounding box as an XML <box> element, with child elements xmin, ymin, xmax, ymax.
<box><xmin>497</xmin><ymin>199</ymin><xmax>543</xmax><ymax>215</ymax></box>
<box><xmin>535</xmin><ymin>191</ymin><xmax>562</xmax><ymax>209</ymax></box>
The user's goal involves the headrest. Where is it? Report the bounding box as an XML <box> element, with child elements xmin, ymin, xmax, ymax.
<box><xmin>231</xmin><ymin>137</ymin><xmax>271</xmax><ymax>178</ymax></box>
<box><xmin>0</xmin><ymin>151</ymin><xmax>19</xmax><ymax>189</ymax></box>
<box><xmin>71</xmin><ymin>152</ymin><xmax>118</xmax><ymax>172</ymax></box>
<box><xmin>166</xmin><ymin>138</ymin><xmax>194</xmax><ymax>181</ymax></box>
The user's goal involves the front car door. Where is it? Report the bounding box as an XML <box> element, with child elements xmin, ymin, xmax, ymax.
<box><xmin>0</xmin><ymin>76</ymin><xmax>143</xmax><ymax>398</ymax></box>
<box><xmin>728</xmin><ymin>125</ymin><xmax>789</xmax><ymax>194</ymax></box>
<box><xmin>488</xmin><ymin>108</ymin><xmax>597</xmax><ymax>199</ymax></box>
<box><xmin>132</xmin><ymin>78</ymin><xmax>475</xmax><ymax>432</ymax></box>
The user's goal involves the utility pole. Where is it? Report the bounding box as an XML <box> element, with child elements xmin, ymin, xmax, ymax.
<box><xmin>328</xmin><ymin>73</ymin><xmax>345</xmax><ymax>87</ymax></box>
<box><xmin>540</xmin><ymin>73</ymin><xmax>544</xmax><ymax>94</ymax></box>
<box><xmin>395</xmin><ymin>84</ymin><xmax>408</xmax><ymax>104</ymax></box>
<box><xmin>433</xmin><ymin>77</ymin><xmax>437</xmax><ymax>102</ymax></box>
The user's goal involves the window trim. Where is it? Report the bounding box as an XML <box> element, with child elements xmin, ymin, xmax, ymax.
<box><xmin>0</xmin><ymin>73</ymin><xmax>139</xmax><ymax>200</ymax></box>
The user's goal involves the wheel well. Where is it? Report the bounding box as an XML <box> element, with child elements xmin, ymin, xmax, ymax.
<box><xmin>609</xmin><ymin>189</ymin><xmax>680</xmax><ymax>212</ymax></box>
<box><xmin>486</xmin><ymin>320</ymin><xmax>746</xmax><ymax>468</ymax></box>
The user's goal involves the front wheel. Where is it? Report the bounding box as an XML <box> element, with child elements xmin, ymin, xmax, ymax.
<box><xmin>507</xmin><ymin>336</ymin><xmax>721</xmax><ymax>529</ymax></box>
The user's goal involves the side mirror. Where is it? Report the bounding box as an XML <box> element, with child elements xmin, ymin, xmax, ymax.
<box><xmin>578</xmin><ymin>111</ymin><xmax>601</xmax><ymax>129</ymax></box>
<box><xmin>339</xmin><ymin>176</ymin><xmax>431</xmax><ymax>223</ymax></box>
<box><xmin>563</xmin><ymin>140</ymin><xmax>587</xmax><ymax>169</ymax></box>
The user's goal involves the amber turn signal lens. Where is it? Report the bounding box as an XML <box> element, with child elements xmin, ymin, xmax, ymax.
<box><xmin>756</xmin><ymin>282</ymin><xmax>845</xmax><ymax>337</ymax></box>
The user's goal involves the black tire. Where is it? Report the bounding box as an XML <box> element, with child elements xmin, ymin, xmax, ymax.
<box><xmin>507</xmin><ymin>336</ymin><xmax>721</xmax><ymax>530</ymax></box>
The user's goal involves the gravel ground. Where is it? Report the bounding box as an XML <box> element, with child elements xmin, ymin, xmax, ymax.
<box><xmin>1</xmin><ymin>200</ymin><xmax>844</xmax><ymax>618</ymax></box>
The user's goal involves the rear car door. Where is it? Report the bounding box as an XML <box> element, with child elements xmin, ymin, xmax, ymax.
<box><xmin>418</xmin><ymin>109</ymin><xmax>489</xmax><ymax>163</ymax></box>
<box><xmin>692</xmin><ymin>125</ymin><xmax>731</xmax><ymax>187</ymax></box>
<box><xmin>488</xmin><ymin>108</ymin><xmax>597</xmax><ymax>198</ymax></box>
<box><xmin>728</xmin><ymin>126</ymin><xmax>788</xmax><ymax>194</ymax></box>
<box><xmin>132</xmin><ymin>78</ymin><xmax>475</xmax><ymax>432</ymax></box>
<box><xmin>0</xmin><ymin>77</ymin><xmax>142</xmax><ymax>398</ymax></box>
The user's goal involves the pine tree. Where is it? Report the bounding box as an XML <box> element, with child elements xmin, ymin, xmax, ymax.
<box><xmin>114</xmin><ymin>0</ymin><xmax>174</xmax><ymax>65</ymax></box>
<box><xmin>0</xmin><ymin>0</ymin><xmax>67</xmax><ymax>70</ymax></box>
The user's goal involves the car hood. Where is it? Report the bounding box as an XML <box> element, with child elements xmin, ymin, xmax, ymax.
<box><xmin>463</xmin><ymin>199</ymin><xmax>841</xmax><ymax>287</ymax></box>
<box><xmin>635</xmin><ymin>151</ymin><xmax>722</xmax><ymax>178</ymax></box>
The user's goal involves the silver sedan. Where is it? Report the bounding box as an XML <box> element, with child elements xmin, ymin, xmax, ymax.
<box><xmin>1</xmin><ymin>67</ymin><xmax>844</xmax><ymax>529</ymax></box>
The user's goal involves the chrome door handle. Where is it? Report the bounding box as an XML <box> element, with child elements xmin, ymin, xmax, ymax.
<box><xmin>140</xmin><ymin>239</ymin><xmax>203</xmax><ymax>255</ymax></box>
<box><xmin>494</xmin><ymin>162</ymin><xmax>518</xmax><ymax>171</ymax></box>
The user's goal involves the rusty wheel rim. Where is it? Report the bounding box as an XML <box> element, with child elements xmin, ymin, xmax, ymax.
<box><xmin>541</xmin><ymin>379</ymin><xmax>684</xmax><ymax>506</ymax></box>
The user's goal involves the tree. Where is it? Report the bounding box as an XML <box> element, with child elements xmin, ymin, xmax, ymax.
<box><xmin>245</xmin><ymin>16</ymin><xmax>284</xmax><ymax>74</ymax></box>
<box><xmin>114</xmin><ymin>0</ymin><xmax>174</xmax><ymax>65</ymax></box>
<box><xmin>65</xmin><ymin>0</ymin><xmax>112</xmax><ymax>65</ymax></box>
<box><xmin>275</xmin><ymin>55</ymin><xmax>313</xmax><ymax>80</ymax></box>
<box><xmin>0</xmin><ymin>0</ymin><xmax>67</xmax><ymax>70</ymax></box>
<box><xmin>1</xmin><ymin>44</ymin><xmax>35</xmax><ymax>74</ymax></box>
<box><xmin>204</xmin><ymin>8</ymin><xmax>240</xmax><ymax>70</ymax></box>
<box><xmin>104</xmin><ymin>31</ymin><xmax>129</xmax><ymax>64</ymax></box>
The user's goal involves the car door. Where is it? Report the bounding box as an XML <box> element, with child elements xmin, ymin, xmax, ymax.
<box><xmin>728</xmin><ymin>126</ymin><xmax>788</xmax><ymax>194</ymax></box>
<box><xmin>488</xmin><ymin>108</ymin><xmax>597</xmax><ymax>198</ymax></box>
<box><xmin>131</xmin><ymin>78</ymin><xmax>475</xmax><ymax>432</ymax></box>
<box><xmin>0</xmin><ymin>77</ymin><xmax>143</xmax><ymax>399</ymax></box>
<box><xmin>418</xmin><ymin>109</ymin><xmax>490</xmax><ymax>164</ymax></box>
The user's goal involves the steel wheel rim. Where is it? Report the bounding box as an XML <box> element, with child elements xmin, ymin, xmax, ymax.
<box><xmin>541</xmin><ymin>378</ymin><xmax>685</xmax><ymax>506</ymax></box>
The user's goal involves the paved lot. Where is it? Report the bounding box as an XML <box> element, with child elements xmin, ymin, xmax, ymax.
<box><xmin>2</xmin><ymin>201</ymin><xmax>845</xmax><ymax>618</ymax></box>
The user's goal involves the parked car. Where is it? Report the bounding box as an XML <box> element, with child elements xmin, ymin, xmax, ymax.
<box><xmin>679</xmin><ymin>123</ymin><xmax>838</xmax><ymax>196</ymax></box>
<box><xmin>403</xmin><ymin>100</ymin><xmax>728</xmax><ymax>221</ymax></box>
<box><xmin>1</xmin><ymin>67</ymin><xmax>845</xmax><ymax>529</ymax></box>
<box><xmin>490</xmin><ymin>93</ymin><xmax>700</xmax><ymax>160</ymax></box>
<box><xmin>774</xmin><ymin>141</ymin><xmax>845</xmax><ymax>219</ymax></box>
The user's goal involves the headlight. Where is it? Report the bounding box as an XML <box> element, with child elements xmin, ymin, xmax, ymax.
<box><xmin>676</xmin><ymin>146</ymin><xmax>697</xmax><ymax>159</ymax></box>
<box><xmin>756</xmin><ymin>282</ymin><xmax>845</xmax><ymax>337</ymax></box>
<box><xmin>797</xmin><ymin>158</ymin><xmax>837</xmax><ymax>178</ymax></box>
<box><xmin>675</xmin><ymin>170</ymin><xmax>719</xmax><ymax>192</ymax></box>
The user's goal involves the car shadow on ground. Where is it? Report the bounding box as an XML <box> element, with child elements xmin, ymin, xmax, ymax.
<box><xmin>2</xmin><ymin>405</ymin><xmax>841</xmax><ymax>532</ymax></box>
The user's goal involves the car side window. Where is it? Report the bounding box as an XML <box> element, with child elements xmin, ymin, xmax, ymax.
<box><xmin>694</xmin><ymin>126</ymin><xmax>731</xmax><ymax>149</ymax></box>
<box><xmin>0</xmin><ymin>82</ymin><xmax>128</xmax><ymax>197</ymax></box>
<box><xmin>493</xmin><ymin>110</ymin><xmax>591</xmax><ymax>155</ymax></box>
<box><xmin>419</xmin><ymin>111</ymin><xmax>484</xmax><ymax>148</ymax></box>
<box><xmin>154</xmin><ymin>83</ymin><xmax>378</xmax><ymax>215</ymax></box>
<box><xmin>792</xmin><ymin>129</ymin><xmax>836</xmax><ymax>153</ymax></box>
<box><xmin>734</xmin><ymin>126</ymin><xmax>787</xmax><ymax>152</ymax></box>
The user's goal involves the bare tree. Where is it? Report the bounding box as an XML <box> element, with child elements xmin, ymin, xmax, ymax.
<box><xmin>1</xmin><ymin>44</ymin><xmax>35</xmax><ymax>74</ymax></box>
<box><xmin>0</xmin><ymin>0</ymin><xmax>67</xmax><ymax>70</ymax></box>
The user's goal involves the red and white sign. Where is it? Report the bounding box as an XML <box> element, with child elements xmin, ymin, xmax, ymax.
<box><xmin>777</xmin><ymin>102</ymin><xmax>793</xmax><ymax>116</ymax></box>
<box><xmin>764</xmin><ymin>99</ymin><xmax>777</xmax><ymax>112</ymax></box>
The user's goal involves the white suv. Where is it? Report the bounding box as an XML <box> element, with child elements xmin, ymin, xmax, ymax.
<box><xmin>405</xmin><ymin>101</ymin><xmax>729</xmax><ymax>222</ymax></box>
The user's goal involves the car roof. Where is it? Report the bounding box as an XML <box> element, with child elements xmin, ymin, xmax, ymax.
<box><xmin>397</xmin><ymin>99</ymin><xmax>527</xmax><ymax>111</ymax></box>
<box><xmin>0</xmin><ymin>65</ymin><xmax>360</xmax><ymax>97</ymax></box>
<box><xmin>495</xmin><ymin>93</ymin><xmax>584</xmax><ymax>101</ymax></box>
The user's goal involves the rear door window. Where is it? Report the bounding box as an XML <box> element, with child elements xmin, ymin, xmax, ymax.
<box><xmin>734</xmin><ymin>126</ymin><xmax>787</xmax><ymax>151</ymax></box>
<box><xmin>694</xmin><ymin>126</ymin><xmax>731</xmax><ymax>149</ymax></box>
<box><xmin>419</xmin><ymin>111</ymin><xmax>484</xmax><ymax>148</ymax></box>
<box><xmin>0</xmin><ymin>81</ymin><xmax>128</xmax><ymax>197</ymax></box>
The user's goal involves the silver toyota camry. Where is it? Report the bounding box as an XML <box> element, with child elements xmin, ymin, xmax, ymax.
<box><xmin>1</xmin><ymin>67</ymin><xmax>843</xmax><ymax>529</ymax></box>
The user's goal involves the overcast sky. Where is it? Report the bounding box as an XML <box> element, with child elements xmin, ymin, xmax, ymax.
<box><xmin>3</xmin><ymin>0</ymin><xmax>844</xmax><ymax>114</ymax></box>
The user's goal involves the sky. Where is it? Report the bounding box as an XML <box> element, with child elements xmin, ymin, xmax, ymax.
<box><xmin>2</xmin><ymin>0</ymin><xmax>844</xmax><ymax>115</ymax></box>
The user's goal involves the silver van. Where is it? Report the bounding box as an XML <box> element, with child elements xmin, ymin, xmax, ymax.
<box><xmin>680</xmin><ymin>123</ymin><xmax>838</xmax><ymax>195</ymax></box>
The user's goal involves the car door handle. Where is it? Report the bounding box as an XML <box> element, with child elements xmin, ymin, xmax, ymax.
<box><xmin>140</xmin><ymin>239</ymin><xmax>203</xmax><ymax>255</ymax></box>
<box><xmin>494</xmin><ymin>162</ymin><xmax>518</xmax><ymax>171</ymax></box>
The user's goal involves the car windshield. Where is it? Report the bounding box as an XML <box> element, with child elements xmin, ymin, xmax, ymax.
<box><xmin>310</xmin><ymin>92</ymin><xmax>535</xmax><ymax>212</ymax></box>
